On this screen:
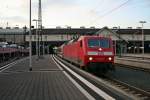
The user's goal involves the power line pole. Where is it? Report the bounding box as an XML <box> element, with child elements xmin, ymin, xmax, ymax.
<box><xmin>33</xmin><ymin>19</ymin><xmax>38</xmax><ymax>58</ymax></box>
<box><xmin>38</xmin><ymin>0</ymin><xmax>42</xmax><ymax>57</ymax></box>
<box><xmin>29</xmin><ymin>0</ymin><xmax>32</xmax><ymax>71</ymax></box>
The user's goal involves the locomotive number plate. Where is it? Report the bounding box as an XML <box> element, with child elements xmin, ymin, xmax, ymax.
<box><xmin>98</xmin><ymin>52</ymin><xmax>104</xmax><ymax>55</ymax></box>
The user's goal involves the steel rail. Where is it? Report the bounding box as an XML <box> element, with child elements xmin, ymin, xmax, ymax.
<box><xmin>104</xmin><ymin>77</ymin><xmax>150</xmax><ymax>100</ymax></box>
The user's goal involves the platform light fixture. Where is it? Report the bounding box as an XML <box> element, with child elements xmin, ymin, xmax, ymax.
<box><xmin>139</xmin><ymin>21</ymin><xmax>146</xmax><ymax>56</ymax></box>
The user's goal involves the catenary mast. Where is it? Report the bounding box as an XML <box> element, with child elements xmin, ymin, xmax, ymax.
<box><xmin>38</xmin><ymin>0</ymin><xmax>42</xmax><ymax>57</ymax></box>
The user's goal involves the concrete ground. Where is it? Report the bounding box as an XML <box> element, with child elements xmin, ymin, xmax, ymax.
<box><xmin>115</xmin><ymin>53</ymin><xmax>150</xmax><ymax>70</ymax></box>
<box><xmin>0</xmin><ymin>55</ymin><xmax>88</xmax><ymax>100</ymax></box>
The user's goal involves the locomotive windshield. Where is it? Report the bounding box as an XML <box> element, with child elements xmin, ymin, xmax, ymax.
<box><xmin>88</xmin><ymin>39</ymin><xmax>110</xmax><ymax>48</ymax></box>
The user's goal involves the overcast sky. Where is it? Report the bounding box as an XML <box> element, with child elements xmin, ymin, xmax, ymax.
<box><xmin>0</xmin><ymin>0</ymin><xmax>150</xmax><ymax>28</ymax></box>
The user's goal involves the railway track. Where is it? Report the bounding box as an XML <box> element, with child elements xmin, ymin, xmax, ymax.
<box><xmin>103</xmin><ymin>76</ymin><xmax>150</xmax><ymax>100</ymax></box>
<box><xmin>0</xmin><ymin>57</ymin><xmax>18</xmax><ymax>68</ymax></box>
<box><xmin>55</xmin><ymin>55</ymin><xmax>150</xmax><ymax>100</ymax></box>
<box><xmin>115</xmin><ymin>63</ymin><xmax>150</xmax><ymax>73</ymax></box>
<box><xmin>101</xmin><ymin>65</ymin><xmax>150</xmax><ymax>100</ymax></box>
<box><xmin>0</xmin><ymin>57</ymin><xmax>28</xmax><ymax>72</ymax></box>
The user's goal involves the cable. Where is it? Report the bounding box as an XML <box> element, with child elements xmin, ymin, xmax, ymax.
<box><xmin>89</xmin><ymin>0</ymin><xmax>105</xmax><ymax>13</ymax></box>
<box><xmin>89</xmin><ymin>0</ymin><xmax>132</xmax><ymax>25</ymax></box>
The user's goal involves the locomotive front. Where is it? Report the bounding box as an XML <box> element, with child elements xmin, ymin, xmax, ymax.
<box><xmin>84</xmin><ymin>36</ymin><xmax>115</xmax><ymax>73</ymax></box>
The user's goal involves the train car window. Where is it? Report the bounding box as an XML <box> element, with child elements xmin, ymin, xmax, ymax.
<box><xmin>80</xmin><ymin>41</ymin><xmax>82</xmax><ymax>47</ymax></box>
<box><xmin>88</xmin><ymin>39</ymin><xmax>99</xmax><ymax>47</ymax></box>
<box><xmin>88</xmin><ymin>39</ymin><xmax>110</xmax><ymax>48</ymax></box>
<box><xmin>100</xmin><ymin>39</ymin><xmax>110</xmax><ymax>48</ymax></box>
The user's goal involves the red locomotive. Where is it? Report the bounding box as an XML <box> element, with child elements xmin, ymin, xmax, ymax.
<box><xmin>61</xmin><ymin>36</ymin><xmax>115</xmax><ymax>73</ymax></box>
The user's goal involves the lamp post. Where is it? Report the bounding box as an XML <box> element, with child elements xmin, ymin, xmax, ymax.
<box><xmin>133</xmin><ymin>31</ymin><xmax>139</xmax><ymax>54</ymax></box>
<box><xmin>29</xmin><ymin>0</ymin><xmax>32</xmax><ymax>71</ymax></box>
<box><xmin>32</xmin><ymin>19</ymin><xmax>39</xmax><ymax>58</ymax></box>
<box><xmin>42</xmin><ymin>31</ymin><xmax>45</xmax><ymax>56</ymax></box>
<box><xmin>139</xmin><ymin>21</ymin><xmax>146</xmax><ymax>56</ymax></box>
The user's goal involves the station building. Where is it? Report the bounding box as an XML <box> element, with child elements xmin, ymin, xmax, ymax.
<box><xmin>0</xmin><ymin>27</ymin><xmax>150</xmax><ymax>54</ymax></box>
<box><xmin>0</xmin><ymin>27</ymin><xmax>26</xmax><ymax>46</ymax></box>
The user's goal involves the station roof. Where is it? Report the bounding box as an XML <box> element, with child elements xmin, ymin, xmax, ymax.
<box><xmin>29</xmin><ymin>28</ymin><xmax>150</xmax><ymax>35</ymax></box>
<box><xmin>0</xmin><ymin>29</ymin><xmax>25</xmax><ymax>35</ymax></box>
<box><xmin>0</xmin><ymin>28</ymin><xmax>150</xmax><ymax>35</ymax></box>
<box><xmin>115</xmin><ymin>29</ymin><xmax>150</xmax><ymax>35</ymax></box>
<box><xmin>30</xmin><ymin>28</ymin><xmax>99</xmax><ymax>35</ymax></box>
<box><xmin>95</xmin><ymin>27</ymin><xmax>129</xmax><ymax>43</ymax></box>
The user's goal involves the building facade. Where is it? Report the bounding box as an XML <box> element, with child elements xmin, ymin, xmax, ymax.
<box><xmin>1</xmin><ymin>27</ymin><xmax>150</xmax><ymax>53</ymax></box>
<box><xmin>0</xmin><ymin>28</ymin><xmax>26</xmax><ymax>45</ymax></box>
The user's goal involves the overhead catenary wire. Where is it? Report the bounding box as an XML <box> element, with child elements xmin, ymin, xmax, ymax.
<box><xmin>89</xmin><ymin>0</ymin><xmax>105</xmax><ymax>13</ymax></box>
<box><xmin>88</xmin><ymin>0</ymin><xmax>132</xmax><ymax>26</ymax></box>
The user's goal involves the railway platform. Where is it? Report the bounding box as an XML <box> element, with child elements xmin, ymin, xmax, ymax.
<box><xmin>115</xmin><ymin>54</ymin><xmax>150</xmax><ymax>70</ymax></box>
<box><xmin>0</xmin><ymin>55</ymin><xmax>89</xmax><ymax>100</ymax></box>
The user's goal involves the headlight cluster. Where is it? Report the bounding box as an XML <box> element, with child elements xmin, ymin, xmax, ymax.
<box><xmin>88</xmin><ymin>56</ymin><xmax>112</xmax><ymax>61</ymax></box>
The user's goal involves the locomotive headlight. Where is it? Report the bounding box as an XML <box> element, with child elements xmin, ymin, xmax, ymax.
<box><xmin>99</xmin><ymin>48</ymin><xmax>102</xmax><ymax>51</ymax></box>
<box><xmin>108</xmin><ymin>57</ymin><xmax>112</xmax><ymax>61</ymax></box>
<box><xmin>89</xmin><ymin>57</ymin><xmax>93</xmax><ymax>61</ymax></box>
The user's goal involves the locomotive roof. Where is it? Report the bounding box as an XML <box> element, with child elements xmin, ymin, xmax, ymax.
<box><xmin>63</xmin><ymin>35</ymin><xmax>112</xmax><ymax>46</ymax></box>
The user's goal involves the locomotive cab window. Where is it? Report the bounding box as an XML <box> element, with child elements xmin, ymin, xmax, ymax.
<box><xmin>88</xmin><ymin>39</ymin><xmax>110</xmax><ymax>48</ymax></box>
